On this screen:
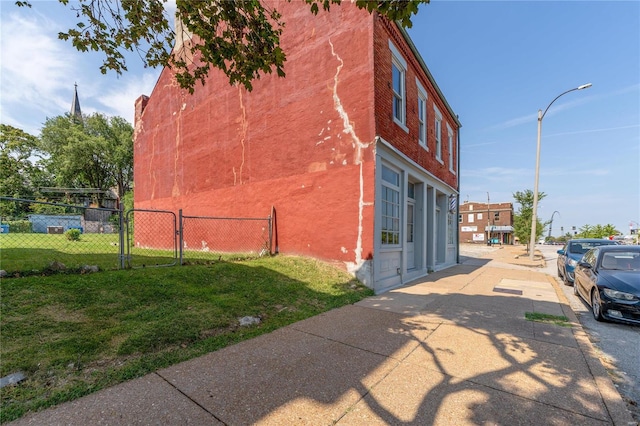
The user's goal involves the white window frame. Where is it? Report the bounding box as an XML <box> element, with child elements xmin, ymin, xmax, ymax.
<box><xmin>447</xmin><ymin>123</ymin><xmax>456</xmax><ymax>174</ymax></box>
<box><xmin>434</xmin><ymin>106</ymin><xmax>443</xmax><ymax>163</ymax></box>
<box><xmin>468</xmin><ymin>213</ymin><xmax>474</xmax><ymax>223</ymax></box>
<box><xmin>381</xmin><ymin>163</ymin><xmax>401</xmax><ymax>246</ymax></box>
<box><xmin>416</xmin><ymin>79</ymin><xmax>428</xmax><ymax>149</ymax></box>
<box><xmin>389</xmin><ymin>41</ymin><xmax>408</xmax><ymax>132</ymax></box>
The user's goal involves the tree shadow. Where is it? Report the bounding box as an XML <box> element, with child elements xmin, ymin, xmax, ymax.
<box><xmin>5</xmin><ymin>257</ymin><xmax>624</xmax><ymax>425</ymax></box>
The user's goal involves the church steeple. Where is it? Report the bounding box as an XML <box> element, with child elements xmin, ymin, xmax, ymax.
<box><xmin>70</xmin><ymin>83</ymin><xmax>82</xmax><ymax>120</ymax></box>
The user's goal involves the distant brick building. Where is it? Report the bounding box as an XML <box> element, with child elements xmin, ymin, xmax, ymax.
<box><xmin>459</xmin><ymin>201</ymin><xmax>514</xmax><ymax>244</ymax></box>
<box><xmin>133</xmin><ymin>1</ymin><xmax>461</xmax><ymax>293</ymax></box>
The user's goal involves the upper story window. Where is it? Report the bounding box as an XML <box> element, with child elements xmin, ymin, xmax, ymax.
<box><xmin>447</xmin><ymin>123</ymin><xmax>455</xmax><ymax>173</ymax></box>
<box><xmin>389</xmin><ymin>41</ymin><xmax>407</xmax><ymax>131</ymax></box>
<box><xmin>434</xmin><ymin>106</ymin><xmax>443</xmax><ymax>162</ymax></box>
<box><xmin>416</xmin><ymin>79</ymin><xmax>427</xmax><ymax>149</ymax></box>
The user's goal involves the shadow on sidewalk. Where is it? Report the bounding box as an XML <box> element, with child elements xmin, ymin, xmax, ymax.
<box><xmin>8</xmin><ymin>256</ymin><xmax>628</xmax><ymax>425</ymax></box>
<box><xmin>152</xmin><ymin>267</ymin><xmax>617</xmax><ymax>425</ymax></box>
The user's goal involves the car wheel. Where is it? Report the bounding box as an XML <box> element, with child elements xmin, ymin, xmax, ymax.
<box><xmin>563</xmin><ymin>269</ymin><xmax>571</xmax><ymax>286</ymax></box>
<box><xmin>573</xmin><ymin>280</ymin><xmax>580</xmax><ymax>297</ymax></box>
<box><xmin>557</xmin><ymin>266</ymin><xmax>562</xmax><ymax>279</ymax></box>
<box><xmin>591</xmin><ymin>290</ymin><xmax>604</xmax><ymax>322</ymax></box>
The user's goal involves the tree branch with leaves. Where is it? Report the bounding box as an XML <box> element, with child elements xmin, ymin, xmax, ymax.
<box><xmin>16</xmin><ymin>0</ymin><xmax>427</xmax><ymax>93</ymax></box>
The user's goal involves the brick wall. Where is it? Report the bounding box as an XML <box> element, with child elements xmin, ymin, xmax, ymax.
<box><xmin>459</xmin><ymin>202</ymin><xmax>513</xmax><ymax>243</ymax></box>
<box><xmin>373</xmin><ymin>17</ymin><xmax>458</xmax><ymax>190</ymax></box>
<box><xmin>134</xmin><ymin>1</ymin><xmax>377</xmax><ymax>265</ymax></box>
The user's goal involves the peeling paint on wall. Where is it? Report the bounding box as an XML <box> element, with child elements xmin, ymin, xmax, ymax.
<box><xmin>329</xmin><ymin>39</ymin><xmax>373</xmax><ymax>267</ymax></box>
<box><xmin>233</xmin><ymin>85</ymin><xmax>248</xmax><ymax>185</ymax></box>
<box><xmin>172</xmin><ymin>87</ymin><xmax>188</xmax><ymax>198</ymax></box>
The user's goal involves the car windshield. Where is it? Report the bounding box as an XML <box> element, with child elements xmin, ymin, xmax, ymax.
<box><xmin>570</xmin><ymin>241</ymin><xmax>614</xmax><ymax>254</ymax></box>
<box><xmin>600</xmin><ymin>252</ymin><xmax>640</xmax><ymax>271</ymax></box>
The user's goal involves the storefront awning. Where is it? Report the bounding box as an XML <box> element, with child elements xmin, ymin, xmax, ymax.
<box><xmin>485</xmin><ymin>226</ymin><xmax>514</xmax><ymax>232</ymax></box>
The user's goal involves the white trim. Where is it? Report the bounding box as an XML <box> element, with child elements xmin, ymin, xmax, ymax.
<box><xmin>380</xmin><ymin>163</ymin><xmax>402</xmax><ymax>248</ymax></box>
<box><xmin>446</xmin><ymin>123</ymin><xmax>456</xmax><ymax>174</ymax></box>
<box><xmin>388</xmin><ymin>40</ymin><xmax>407</xmax><ymax>69</ymax></box>
<box><xmin>377</xmin><ymin>137</ymin><xmax>457</xmax><ymax>194</ymax></box>
<box><xmin>416</xmin><ymin>78</ymin><xmax>428</xmax><ymax>149</ymax></box>
<box><xmin>389</xmin><ymin>40</ymin><xmax>407</xmax><ymax>132</ymax></box>
<box><xmin>434</xmin><ymin>106</ymin><xmax>442</xmax><ymax>161</ymax></box>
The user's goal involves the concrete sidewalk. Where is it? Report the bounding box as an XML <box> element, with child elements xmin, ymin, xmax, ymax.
<box><xmin>9</xmin><ymin>247</ymin><xmax>636</xmax><ymax>425</ymax></box>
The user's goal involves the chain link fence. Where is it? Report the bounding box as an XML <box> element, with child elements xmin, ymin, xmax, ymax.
<box><xmin>180</xmin><ymin>213</ymin><xmax>272</xmax><ymax>263</ymax></box>
<box><xmin>0</xmin><ymin>197</ymin><xmax>272</xmax><ymax>276</ymax></box>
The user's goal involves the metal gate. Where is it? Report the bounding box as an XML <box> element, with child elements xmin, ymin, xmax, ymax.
<box><xmin>125</xmin><ymin>209</ymin><xmax>178</xmax><ymax>268</ymax></box>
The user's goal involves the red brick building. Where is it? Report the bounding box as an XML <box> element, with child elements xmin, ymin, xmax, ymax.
<box><xmin>133</xmin><ymin>1</ymin><xmax>460</xmax><ymax>293</ymax></box>
<box><xmin>458</xmin><ymin>201</ymin><xmax>514</xmax><ymax>245</ymax></box>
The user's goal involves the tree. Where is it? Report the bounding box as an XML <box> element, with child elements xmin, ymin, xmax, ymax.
<box><xmin>83</xmin><ymin>114</ymin><xmax>134</xmax><ymax>199</ymax></box>
<box><xmin>512</xmin><ymin>189</ymin><xmax>547</xmax><ymax>250</ymax></box>
<box><xmin>0</xmin><ymin>124</ymin><xmax>53</xmax><ymax>217</ymax></box>
<box><xmin>16</xmin><ymin>0</ymin><xmax>427</xmax><ymax>93</ymax></box>
<box><xmin>39</xmin><ymin>113</ymin><xmax>134</xmax><ymax>206</ymax></box>
<box><xmin>575</xmin><ymin>223</ymin><xmax>620</xmax><ymax>239</ymax></box>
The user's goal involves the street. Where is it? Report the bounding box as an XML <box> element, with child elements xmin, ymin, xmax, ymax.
<box><xmin>536</xmin><ymin>244</ymin><xmax>640</xmax><ymax>423</ymax></box>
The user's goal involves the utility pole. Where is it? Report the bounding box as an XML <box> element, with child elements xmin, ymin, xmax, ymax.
<box><xmin>487</xmin><ymin>192</ymin><xmax>491</xmax><ymax>246</ymax></box>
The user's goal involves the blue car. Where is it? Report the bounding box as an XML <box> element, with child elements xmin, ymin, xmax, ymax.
<box><xmin>557</xmin><ymin>238</ymin><xmax>618</xmax><ymax>285</ymax></box>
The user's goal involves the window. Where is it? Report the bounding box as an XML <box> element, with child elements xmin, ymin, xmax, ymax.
<box><xmin>477</xmin><ymin>213</ymin><xmax>483</xmax><ymax>220</ymax></box>
<box><xmin>434</xmin><ymin>106</ymin><xmax>442</xmax><ymax>161</ymax></box>
<box><xmin>448</xmin><ymin>213</ymin><xmax>455</xmax><ymax>245</ymax></box>
<box><xmin>407</xmin><ymin>182</ymin><xmax>415</xmax><ymax>244</ymax></box>
<box><xmin>389</xmin><ymin>41</ymin><xmax>407</xmax><ymax>129</ymax></box>
<box><xmin>468</xmin><ymin>213</ymin><xmax>474</xmax><ymax>223</ymax></box>
<box><xmin>381</xmin><ymin>165</ymin><xmax>400</xmax><ymax>245</ymax></box>
<box><xmin>447</xmin><ymin>123</ymin><xmax>455</xmax><ymax>173</ymax></box>
<box><xmin>416</xmin><ymin>79</ymin><xmax>427</xmax><ymax>148</ymax></box>
<box><xmin>458</xmin><ymin>214</ymin><xmax>463</xmax><ymax>223</ymax></box>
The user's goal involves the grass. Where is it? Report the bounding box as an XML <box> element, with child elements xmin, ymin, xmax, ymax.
<box><xmin>1</xmin><ymin>233</ymin><xmax>122</xmax><ymax>273</ymax></box>
<box><xmin>525</xmin><ymin>312</ymin><xmax>572</xmax><ymax>327</ymax></box>
<box><xmin>0</xmin><ymin>255</ymin><xmax>373</xmax><ymax>423</ymax></box>
<box><xmin>0</xmin><ymin>233</ymin><xmax>264</xmax><ymax>275</ymax></box>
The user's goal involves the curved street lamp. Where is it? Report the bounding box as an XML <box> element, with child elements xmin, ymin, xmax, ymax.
<box><xmin>529</xmin><ymin>83</ymin><xmax>592</xmax><ymax>260</ymax></box>
<box><xmin>548</xmin><ymin>210</ymin><xmax>560</xmax><ymax>239</ymax></box>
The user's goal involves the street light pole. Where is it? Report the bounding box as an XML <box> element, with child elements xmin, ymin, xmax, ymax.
<box><xmin>529</xmin><ymin>83</ymin><xmax>592</xmax><ymax>260</ymax></box>
<box><xmin>548</xmin><ymin>210</ymin><xmax>560</xmax><ymax>239</ymax></box>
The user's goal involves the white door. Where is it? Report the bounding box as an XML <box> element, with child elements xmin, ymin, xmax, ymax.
<box><xmin>407</xmin><ymin>199</ymin><xmax>415</xmax><ymax>270</ymax></box>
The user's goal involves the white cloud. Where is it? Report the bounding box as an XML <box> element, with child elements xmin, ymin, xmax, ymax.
<box><xmin>0</xmin><ymin>11</ymin><xmax>75</xmax><ymax>126</ymax></box>
<box><xmin>1</xmin><ymin>5</ymin><xmax>164</xmax><ymax>132</ymax></box>
<box><xmin>98</xmin><ymin>73</ymin><xmax>160</xmax><ymax>123</ymax></box>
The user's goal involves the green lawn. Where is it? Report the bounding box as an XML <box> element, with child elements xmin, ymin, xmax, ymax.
<box><xmin>1</xmin><ymin>233</ymin><xmax>122</xmax><ymax>273</ymax></box>
<box><xmin>0</xmin><ymin>233</ymin><xmax>262</xmax><ymax>275</ymax></box>
<box><xmin>0</xmin><ymin>256</ymin><xmax>373</xmax><ymax>423</ymax></box>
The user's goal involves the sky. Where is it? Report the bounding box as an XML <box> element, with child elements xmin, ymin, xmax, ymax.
<box><xmin>1</xmin><ymin>1</ymin><xmax>639</xmax><ymax>237</ymax></box>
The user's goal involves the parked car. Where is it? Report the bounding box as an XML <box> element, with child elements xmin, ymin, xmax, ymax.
<box><xmin>557</xmin><ymin>239</ymin><xmax>618</xmax><ymax>285</ymax></box>
<box><xmin>573</xmin><ymin>245</ymin><xmax>640</xmax><ymax>324</ymax></box>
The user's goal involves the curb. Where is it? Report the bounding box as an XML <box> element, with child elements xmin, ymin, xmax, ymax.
<box><xmin>547</xmin><ymin>274</ymin><xmax>636</xmax><ymax>425</ymax></box>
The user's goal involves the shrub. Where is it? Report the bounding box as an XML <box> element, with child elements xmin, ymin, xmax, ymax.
<box><xmin>65</xmin><ymin>228</ymin><xmax>81</xmax><ymax>241</ymax></box>
<box><xmin>6</xmin><ymin>220</ymin><xmax>32</xmax><ymax>233</ymax></box>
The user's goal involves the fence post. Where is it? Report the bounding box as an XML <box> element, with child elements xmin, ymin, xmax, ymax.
<box><xmin>118</xmin><ymin>203</ymin><xmax>125</xmax><ymax>269</ymax></box>
<box><xmin>270</xmin><ymin>205</ymin><xmax>276</xmax><ymax>255</ymax></box>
